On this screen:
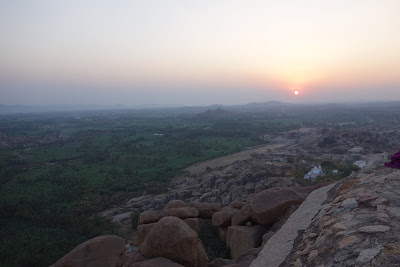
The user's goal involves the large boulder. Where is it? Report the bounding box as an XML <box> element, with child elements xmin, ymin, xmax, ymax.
<box><xmin>229</xmin><ymin>201</ymin><xmax>246</xmax><ymax>209</ymax></box>
<box><xmin>292</xmin><ymin>186</ymin><xmax>314</xmax><ymax>196</ymax></box>
<box><xmin>208</xmin><ymin>258</ymin><xmax>236</xmax><ymax>267</ymax></box>
<box><xmin>249</xmin><ymin>187</ymin><xmax>306</xmax><ymax>225</ymax></box>
<box><xmin>231</xmin><ymin>205</ymin><xmax>252</xmax><ymax>226</ymax></box>
<box><xmin>165</xmin><ymin>200</ymin><xmax>186</xmax><ymax>209</ymax></box>
<box><xmin>123</xmin><ymin>251</ymin><xmax>148</xmax><ymax>267</ymax></box>
<box><xmin>184</xmin><ymin>218</ymin><xmax>213</xmax><ymax>234</ymax></box>
<box><xmin>196</xmin><ymin>242</ymin><xmax>209</xmax><ymax>267</ymax></box>
<box><xmin>189</xmin><ymin>202</ymin><xmax>222</xmax><ymax>218</ymax></box>
<box><xmin>226</xmin><ymin>226</ymin><xmax>268</xmax><ymax>260</ymax></box>
<box><xmin>137</xmin><ymin>223</ymin><xmax>156</xmax><ymax>246</ymax></box>
<box><xmin>234</xmin><ymin>247</ymin><xmax>262</xmax><ymax>267</ymax></box>
<box><xmin>184</xmin><ymin>218</ymin><xmax>200</xmax><ymax>233</ymax></box>
<box><xmin>131</xmin><ymin>257</ymin><xmax>184</xmax><ymax>267</ymax></box>
<box><xmin>218</xmin><ymin>227</ymin><xmax>228</xmax><ymax>242</ymax></box>
<box><xmin>51</xmin><ymin>235</ymin><xmax>126</xmax><ymax>267</ymax></box>
<box><xmin>212</xmin><ymin>207</ymin><xmax>239</xmax><ymax>227</ymax></box>
<box><xmin>140</xmin><ymin>216</ymin><xmax>208</xmax><ymax>267</ymax></box>
<box><xmin>159</xmin><ymin>207</ymin><xmax>199</xmax><ymax>219</ymax></box>
<box><xmin>139</xmin><ymin>210</ymin><xmax>159</xmax><ymax>224</ymax></box>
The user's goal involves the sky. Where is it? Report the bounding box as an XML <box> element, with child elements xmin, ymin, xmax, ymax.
<box><xmin>0</xmin><ymin>0</ymin><xmax>400</xmax><ymax>106</ymax></box>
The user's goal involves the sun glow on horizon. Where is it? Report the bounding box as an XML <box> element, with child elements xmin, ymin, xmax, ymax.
<box><xmin>1</xmin><ymin>1</ymin><xmax>400</xmax><ymax>105</ymax></box>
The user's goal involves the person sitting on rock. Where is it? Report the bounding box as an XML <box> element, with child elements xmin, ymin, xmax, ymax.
<box><xmin>384</xmin><ymin>150</ymin><xmax>400</xmax><ymax>169</ymax></box>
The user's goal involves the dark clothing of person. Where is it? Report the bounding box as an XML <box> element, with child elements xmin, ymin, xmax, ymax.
<box><xmin>385</xmin><ymin>151</ymin><xmax>400</xmax><ymax>169</ymax></box>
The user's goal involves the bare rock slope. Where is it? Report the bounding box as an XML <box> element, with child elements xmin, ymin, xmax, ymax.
<box><xmin>252</xmin><ymin>168</ymin><xmax>400</xmax><ymax>267</ymax></box>
<box><xmin>250</xmin><ymin>182</ymin><xmax>336</xmax><ymax>266</ymax></box>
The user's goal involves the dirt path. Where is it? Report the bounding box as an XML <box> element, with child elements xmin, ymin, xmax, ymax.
<box><xmin>184</xmin><ymin>142</ymin><xmax>291</xmax><ymax>174</ymax></box>
<box><xmin>362</xmin><ymin>153</ymin><xmax>386</xmax><ymax>172</ymax></box>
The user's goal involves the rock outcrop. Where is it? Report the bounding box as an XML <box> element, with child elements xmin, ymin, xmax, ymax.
<box><xmin>137</xmin><ymin>223</ymin><xmax>156</xmax><ymax>246</ymax></box>
<box><xmin>51</xmin><ymin>235</ymin><xmax>127</xmax><ymax>267</ymax></box>
<box><xmin>212</xmin><ymin>207</ymin><xmax>239</xmax><ymax>227</ymax></box>
<box><xmin>281</xmin><ymin>169</ymin><xmax>400</xmax><ymax>266</ymax></box>
<box><xmin>189</xmin><ymin>202</ymin><xmax>222</xmax><ymax>218</ymax></box>
<box><xmin>250</xmin><ymin>183</ymin><xmax>335</xmax><ymax>267</ymax></box>
<box><xmin>55</xmin><ymin>157</ymin><xmax>400</xmax><ymax>267</ymax></box>
<box><xmin>140</xmin><ymin>216</ymin><xmax>208</xmax><ymax>267</ymax></box>
<box><xmin>101</xmin><ymin>152</ymin><xmax>299</xmax><ymax>222</ymax></box>
<box><xmin>139</xmin><ymin>210</ymin><xmax>158</xmax><ymax>224</ymax></box>
<box><xmin>159</xmin><ymin>207</ymin><xmax>199</xmax><ymax>219</ymax></box>
<box><xmin>129</xmin><ymin>257</ymin><xmax>184</xmax><ymax>267</ymax></box>
<box><xmin>226</xmin><ymin>225</ymin><xmax>268</xmax><ymax>259</ymax></box>
<box><xmin>249</xmin><ymin>187</ymin><xmax>306</xmax><ymax>225</ymax></box>
<box><xmin>249</xmin><ymin>169</ymin><xmax>400</xmax><ymax>267</ymax></box>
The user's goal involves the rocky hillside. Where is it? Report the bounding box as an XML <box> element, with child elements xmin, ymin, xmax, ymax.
<box><xmin>52</xmin><ymin>167</ymin><xmax>400</xmax><ymax>266</ymax></box>
<box><xmin>280</xmin><ymin>168</ymin><xmax>400</xmax><ymax>266</ymax></box>
<box><xmin>252</xmin><ymin>167</ymin><xmax>400</xmax><ymax>267</ymax></box>
<box><xmin>100</xmin><ymin>152</ymin><xmax>299</xmax><ymax>229</ymax></box>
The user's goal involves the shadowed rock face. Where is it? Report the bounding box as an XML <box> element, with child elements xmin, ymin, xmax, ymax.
<box><xmin>189</xmin><ymin>202</ymin><xmax>222</xmax><ymax>218</ymax></box>
<box><xmin>226</xmin><ymin>225</ymin><xmax>268</xmax><ymax>259</ymax></box>
<box><xmin>231</xmin><ymin>205</ymin><xmax>252</xmax><ymax>226</ymax></box>
<box><xmin>51</xmin><ymin>235</ymin><xmax>126</xmax><ymax>267</ymax></box>
<box><xmin>159</xmin><ymin>207</ymin><xmax>199</xmax><ymax>219</ymax></box>
<box><xmin>137</xmin><ymin>223</ymin><xmax>156</xmax><ymax>246</ymax></box>
<box><xmin>212</xmin><ymin>207</ymin><xmax>239</xmax><ymax>227</ymax></box>
<box><xmin>130</xmin><ymin>257</ymin><xmax>184</xmax><ymax>267</ymax></box>
<box><xmin>140</xmin><ymin>216</ymin><xmax>208</xmax><ymax>267</ymax></box>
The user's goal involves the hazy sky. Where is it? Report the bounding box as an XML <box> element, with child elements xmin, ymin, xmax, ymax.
<box><xmin>1</xmin><ymin>0</ymin><xmax>400</xmax><ymax>105</ymax></box>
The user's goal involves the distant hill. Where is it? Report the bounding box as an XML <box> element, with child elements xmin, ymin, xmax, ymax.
<box><xmin>196</xmin><ymin>108</ymin><xmax>234</xmax><ymax>118</ymax></box>
<box><xmin>1</xmin><ymin>101</ymin><xmax>400</xmax><ymax>115</ymax></box>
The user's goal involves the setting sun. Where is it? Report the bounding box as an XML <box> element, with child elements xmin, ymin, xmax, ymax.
<box><xmin>294</xmin><ymin>90</ymin><xmax>299</xmax><ymax>95</ymax></box>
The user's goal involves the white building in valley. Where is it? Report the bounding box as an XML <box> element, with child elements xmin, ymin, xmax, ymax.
<box><xmin>353</xmin><ymin>160</ymin><xmax>367</xmax><ymax>169</ymax></box>
<box><xmin>304</xmin><ymin>166</ymin><xmax>324</xmax><ymax>181</ymax></box>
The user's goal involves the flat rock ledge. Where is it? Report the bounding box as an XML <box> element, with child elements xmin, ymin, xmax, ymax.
<box><xmin>250</xmin><ymin>183</ymin><xmax>336</xmax><ymax>267</ymax></box>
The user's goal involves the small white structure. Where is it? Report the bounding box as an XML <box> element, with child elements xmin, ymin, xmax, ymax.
<box><xmin>304</xmin><ymin>166</ymin><xmax>324</xmax><ymax>181</ymax></box>
<box><xmin>333</xmin><ymin>169</ymin><xmax>339</xmax><ymax>174</ymax></box>
<box><xmin>348</xmin><ymin>147</ymin><xmax>364</xmax><ymax>155</ymax></box>
<box><xmin>353</xmin><ymin>160</ymin><xmax>366</xmax><ymax>169</ymax></box>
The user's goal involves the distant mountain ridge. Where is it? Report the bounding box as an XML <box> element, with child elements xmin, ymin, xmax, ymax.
<box><xmin>1</xmin><ymin>101</ymin><xmax>400</xmax><ymax>115</ymax></box>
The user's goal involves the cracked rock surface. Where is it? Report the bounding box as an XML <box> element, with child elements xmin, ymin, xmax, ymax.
<box><xmin>281</xmin><ymin>168</ymin><xmax>400</xmax><ymax>267</ymax></box>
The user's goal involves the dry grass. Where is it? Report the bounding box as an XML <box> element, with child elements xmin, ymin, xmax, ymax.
<box><xmin>337</xmin><ymin>179</ymin><xmax>360</xmax><ymax>195</ymax></box>
<box><xmin>383</xmin><ymin>242</ymin><xmax>400</xmax><ymax>256</ymax></box>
